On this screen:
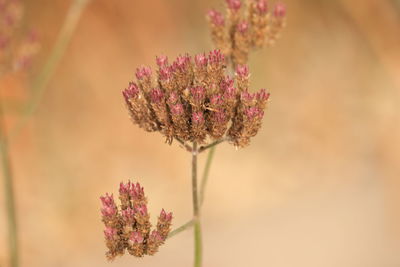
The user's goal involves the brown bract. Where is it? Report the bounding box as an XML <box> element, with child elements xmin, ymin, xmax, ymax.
<box><xmin>207</xmin><ymin>0</ymin><xmax>286</xmax><ymax>67</ymax></box>
<box><xmin>123</xmin><ymin>50</ymin><xmax>270</xmax><ymax>148</ymax></box>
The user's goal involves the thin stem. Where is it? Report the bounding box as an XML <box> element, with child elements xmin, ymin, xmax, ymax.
<box><xmin>199</xmin><ymin>146</ymin><xmax>216</xmax><ymax>206</ymax></box>
<box><xmin>198</xmin><ymin>137</ymin><xmax>227</xmax><ymax>153</ymax></box>
<box><xmin>192</xmin><ymin>142</ymin><xmax>202</xmax><ymax>267</ymax></box>
<box><xmin>167</xmin><ymin>219</ymin><xmax>194</xmax><ymax>239</ymax></box>
<box><xmin>0</xmin><ymin>99</ymin><xmax>18</xmax><ymax>267</ymax></box>
<box><xmin>10</xmin><ymin>0</ymin><xmax>91</xmax><ymax>139</ymax></box>
<box><xmin>175</xmin><ymin>137</ymin><xmax>193</xmax><ymax>152</ymax></box>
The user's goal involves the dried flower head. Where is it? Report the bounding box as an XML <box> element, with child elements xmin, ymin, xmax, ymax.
<box><xmin>100</xmin><ymin>181</ymin><xmax>173</xmax><ymax>260</ymax></box>
<box><xmin>123</xmin><ymin>50</ymin><xmax>270</xmax><ymax>147</ymax></box>
<box><xmin>0</xmin><ymin>0</ymin><xmax>39</xmax><ymax>75</ymax></box>
<box><xmin>207</xmin><ymin>0</ymin><xmax>287</xmax><ymax>67</ymax></box>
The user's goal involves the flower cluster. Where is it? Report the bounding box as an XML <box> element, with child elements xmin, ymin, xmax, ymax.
<box><xmin>100</xmin><ymin>181</ymin><xmax>173</xmax><ymax>260</ymax></box>
<box><xmin>0</xmin><ymin>0</ymin><xmax>39</xmax><ymax>75</ymax></box>
<box><xmin>207</xmin><ymin>0</ymin><xmax>286</xmax><ymax>67</ymax></box>
<box><xmin>123</xmin><ymin>50</ymin><xmax>269</xmax><ymax>147</ymax></box>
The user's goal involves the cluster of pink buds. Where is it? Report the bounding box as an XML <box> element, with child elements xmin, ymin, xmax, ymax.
<box><xmin>0</xmin><ymin>0</ymin><xmax>39</xmax><ymax>75</ymax></box>
<box><xmin>123</xmin><ymin>49</ymin><xmax>270</xmax><ymax>147</ymax></box>
<box><xmin>207</xmin><ymin>0</ymin><xmax>286</xmax><ymax>67</ymax></box>
<box><xmin>100</xmin><ymin>181</ymin><xmax>173</xmax><ymax>260</ymax></box>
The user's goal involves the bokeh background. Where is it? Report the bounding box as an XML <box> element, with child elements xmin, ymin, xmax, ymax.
<box><xmin>1</xmin><ymin>0</ymin><xmax>400</xmax><ymax>266</ymax></box>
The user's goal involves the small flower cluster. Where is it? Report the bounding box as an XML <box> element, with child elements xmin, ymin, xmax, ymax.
<box><xmin>123</xmin><ymin>50</ymin><xmax>270</xmax><ymax>147</ymax></box>
<box><xmin>100</xmin><ymin>181</ymin><xmax>173</xmax><ymax>260</ymax></box>
<box><xmin>207</xmin><ymin>0</ymin><xmax>286</xmax><ymax>67</ymax></box>
<box><xmin>0</xmin><ymin>0</ymin><xmax>39</xmax><ymax>75</ymax></box>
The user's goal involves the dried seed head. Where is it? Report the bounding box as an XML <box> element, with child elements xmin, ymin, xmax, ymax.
<box><xmin>0</xmin><ymin>0</ymin><xmax>39</xmax><ymax>75</ymax></box>
<box><xmin>100</xmin><ymin>181</ymin><xmax>173</xmax><ymax>260</ymax></box>
<box><xmin>123</xmin><ymin>50</ymin><xmax>269</xmax><ymax>147</ymax></box>
<box><xmin>207</xmin><ymin>0</ymin><xmax>287</xmax><ymax>67</ymax></box>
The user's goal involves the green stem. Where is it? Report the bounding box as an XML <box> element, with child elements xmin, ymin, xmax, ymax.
<box><xmin>199</xmin><ymin>146</ymin><xmax>216</xmax><ymax>206</ymax></box>
<box><xmin>167</xmin><ymin>219</ymin><xmax>194</xmax><ymax>239</ymax></box>
<box><xmin>192</xmin><ymin>142</ymin><xmax>202</xmax><ymax>267</ymax></box>
<box><xmin>10</xmin><ymin>0</ymin><xmax>91</xmax><ymax>139</ymax></box>
<box><xmin>0</xmin><ymin>99</ymin><xmax>18</xmax><ymax>267</ymax></box>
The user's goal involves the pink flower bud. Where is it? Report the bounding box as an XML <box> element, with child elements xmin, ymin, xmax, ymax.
<box><xmin>104</xmin><ymin>227</ymin><xmax>118</xmax><ymax>240</ymax></box>
<box><xmin>245</xmin><ymin>106</ymin><xmax>264</xmax><ymax>119</ymax></box>
<box><xmin>100</xmin><ymin>193</ymin><xmax>114</xmax><ymax>206</ymax></box>
<box><xmin>190</xmin><ymin>86</ymin><xmax>206</xmax><ymax>103</ymax></box>
<box><xmin>207</xmin><ymin>9</ymin><xmax>225</xmax><ymax>26</ymax></box>
<box><xmin>156</xmin><ymin>55</ymin><xmax>168</xmax><ymax>67</ymax></box>
<box><xmin>168</xmin><ymin>92</ymin><xmax>179</xmax><ymax>104</ymax></box>
<box><xmin>100</xmin><ymin>193</ymin><xmax>117</xmax><ymax>217</ymax></box>
<box><xmin>256</xmin><ymin>89</ymin><xmax>270</xmax><ymax>101</ymax></box>
<box><xmin>210</xmin><ymin>94</ymin><xmax>224</xmax><ymax>106</ymax></box>
<box><xmin>224</xmin><ymin>86</ymin><xmax>236</xmax><ymax>99</ymax></box>
<box><xmin>122</xmin><ymin>82</ymin><xmax>139</xmax><ymax>100</ymax></box>
<box><xmin>159</xmin><ymin>66</ymin><xmax>172</xmax><ymax>81</ymax></box>
<box><xmin>130</xmin><ymin>231</ymin><xmax>144</xmax><ymax>244</ymax></box>
<box><xmin>241</xmin><ymin>91</ymin><xmax>255</xmax><ymax>102</ymax></box>
<box><xmin>236</xmin><ymin>64</ymin><xmax>249</xmax><ymax>78</ymax></box>
<box><xmin>150</xmin><ymin>88</ymin><xmax>164</xmax><ymax>103</ymax></box>
<box><xmin>208</xmin><ymin>49</ymin><xmax>225</xmax><ymax>65</ymax></box>
<box><xmin>149</xmin><ymin>230</ymin><xmax>163</xmax><ymax>242</ymax></box>
<box><xmin>256</xmin><ymin>0</ymin><xmax>268</xmax><ymax>15</ymax></box>
<box><xmin>192</xmin><ymin>112</ymin><xmax>204</xmax><ymax>124</ymax></box>
<box><xmin>130</xmin><ymin>182</ymin><xmax>144</xmax><ymax>200</ymax></box>
<box><xmin>214</xmin><ymin>110</ymin><xmax>226</xmax><ymax>123</ymax></box>
<box><xmin>172</xmin><ymin>54</ymin><xmax>191</xmax><ymax>72</ymax></box>
<box><xmin>160</xmin><ymin>208</ymin><xmax>173</xmax><ymax>222</ymax></box>
<box><xmin>221</xmin><ymin>76</ymin><xmax>234</xmax><ymax>90</ymax></box>
<box><xmin>135</xmin><ymin>66</ymin><xmax>152</xmax><ymax>80</ymax></box>
<box><xmin>273</xmin><ymin>3</ymin><xmax>286</xmax><ymax>18</ymax></box>
<box><xmin>171</xmin><ymin>103</ymin><xmax>184</xmax><ymax>115</ymax></box>
<box><xmin>135</xmin><ymin>204</ymin><xmax>148</xmax><ymax>216</ymax></box>
<box><xmin>226</xmin><ymin>0</ymin><xmax>241</xmax><ymax>12</ymax></box>
<box><xmin>122</xmin><ymin>207</ymin><xmax>135</xmax><ymax>223</ymax></box>
<box><xmin>194</xmin><ymin>53</ymin><xmax>208</xmax><ymax>67</ymax></box>
<box><xmin>237</xmin><ymin>21</ymin><xmax>249</xmax><ymax>34</ymax></box>
<box><xmin>119</xmin><ymin>181</ymin><xmax>131</xmax><ymax>195</ymax></box>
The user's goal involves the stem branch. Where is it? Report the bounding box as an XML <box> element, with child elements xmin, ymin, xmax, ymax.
<box><xmin>198</xmin><ymin>138</ymin><xmax>227</xmax><ymax>153</ymax></box>
<box><xmin>167</xmin><ymin>219</ymin><xmax>194</xmax><ymax>239</ymax></box>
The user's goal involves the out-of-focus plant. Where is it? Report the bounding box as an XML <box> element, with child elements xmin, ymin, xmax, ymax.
<box><xmin>0</xmin><ymin>0</ymin><xmax>90</xmax><ymax>267</ymax></box>
<box><xmin>100</xmin><ymin>0</ymin><xmax>286</xmax><ymax>266</ymax></box>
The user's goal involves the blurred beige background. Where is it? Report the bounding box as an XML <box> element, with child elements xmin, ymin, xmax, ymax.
<box><xmin>1</xmin><ymin>0</ymin><xmax>400</xmax><ymax>266</ymax></box>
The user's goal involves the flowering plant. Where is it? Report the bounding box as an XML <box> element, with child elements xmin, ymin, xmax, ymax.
<box><xmin>100</xmin><ymin>0</ymin><xmax>286</xmax><ymax>266</ymax></box>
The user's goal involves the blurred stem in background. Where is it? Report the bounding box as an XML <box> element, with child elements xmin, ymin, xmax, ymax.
<box><xmin>0</xmin><ymin>99</ymin><xmax>18</xmax><ymax>267</ymax></box>
<box><xmin>1</xmin><ymin>1</ymin><xmax>91</xmax><ymax>266</ymax></box>
<box><xmin>10</xmin><ymin>0</ymin><xmax>91</xmax><ymax>139</ymax></box>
